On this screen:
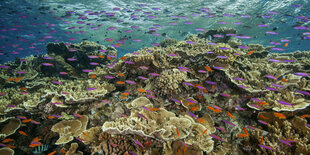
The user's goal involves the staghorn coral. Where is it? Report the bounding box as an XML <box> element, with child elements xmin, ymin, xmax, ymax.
<box><xmin>51</xmin><ymin>115</ymin><xmax>88</xmax><ymax>145</ymax></box>
<box><xmin>102</xmin><ymin>97</ymin><xmax>216</xmax><ymax>152</ymax></box>
<box><xmin>0</xmin><ymin>117</ymin><xmax>21</xmax><ymax>138</ymax></box>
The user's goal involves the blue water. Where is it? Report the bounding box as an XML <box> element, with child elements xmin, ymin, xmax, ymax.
<box><xmin>0</xmin><ymin>0</ymin><xmax>310</xmax><ymax>63</ymax></box>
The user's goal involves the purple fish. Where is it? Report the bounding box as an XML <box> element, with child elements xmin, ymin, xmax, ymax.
<box><xmin>145</xmin><ymin>94</ymin><xmax>156</xmax><ymax>99</ymax></box>
<box><xmin>188</xmin><ymin>112</ymin><xmax>198</xmax><ymax>119</ymax></box>
<box><xmin>206</xmin><ymin>81</ymin><xmax>216</xmax><ymax>85</ymax></box>
<box><xmin>271</xmin><ymin>47</ymin><xmax>284</xmax><ymax>51</ymax></box>
<box><xmin>149</xmin><ymin>73</ymin><xmax>160</xmax><ymax>76</ymax></box>
<box><xmin>183</xmin><ymin>82</ymin><xmax>194</xmax><ymax>86</ymax></box>
<box><xmin>52</xmin><ymin>81</ymin><xmax>63</xmax><ymax>85</ymax></box>
<box><xmin>82</xmin><ymin>69</ymin><xmax>93</xmax><ymax>73</ymax></box>
<box><xmin>137</xmin><ymin>113</ymin><xmax>148</xmax><ymax>120</ymax></box>
<box><xmin>247</xmin><ymin>126</ymin><xmax>258</xmax><ymax>130</ymax></box>
<box><xmin>217</xmin><ymin>56</ymin><xmax>228</xmax><ymax>59</ymax></box>
<box><xmin>216</xmin><ymin>127</ymin><xmax>227</xmax><ymax>133</ymax></box>
<box><xmin>42</xmin><ymin>63</ymin><xmax>53</xmax><ymax>66</ymax></box>
<box><xmin>0</xmin><ymin>93</ymin><xmax>5</xmax><ymax>96</ymax></box>
<box><xmin>67</xmin><ymin>58</ymin><xmax>77</xmax><ymax>61</ymax></box>
<box><xmin>233</xmin><ymin>77</ymin><xmax>245</xmax><ymax>81</ymax></box>
<box><xmin>296</xmin><ymin>90</ymin><xmax>310</xmax><ymax>96</ymax></box>
<box><xmin>271</xmin><ymin>83</ymin><xmax>284</xmax><ymax>88</ymax></box>
<box><xmin>279</xmin><ymin>140</ymin><xmax>292</xmax><ymax>147</ymax></box>
<box><xmin>141</xmin><ymin>106</ymin><xmax>151</xmax><ymax>112</ymax></box>
<box><xmin>219</xmin><ymin>47</ymin><xmax>230</xmax><ymax>50</ymax></box>
<box><xmin>171</xmin><ymin>98</ymin><xmax>182</xmax><ymax>104</ymax></box>
<box><xmin>258</xmin><ymin>120</ymin><xmax>270</xmax><ymax>126</ymax></box>
<box><xmin>277</xmin><ymin>100</ymin><xmax>294</xmax><ymax>106</ymax></box>
<box><xmin>293</xmin><ymin>72</ymin><xmax>308</xmax><ymax>77</ymax></box>
<box><xmin>186</xmin><ymin>99</ymin><xmax>198</xmax><ymax>104</ymax></box>
<box><xmin>235</xmin><ymin>106</ymin><xmax>245</xmax><ymax>111</ymax></box>
<box><xmin>138</xmin><ymin>76</ymin><xmax>148</xmax><ymax>80</ymax></box>
<box><xmin>133</xmin><ymin>139</ymin><xmax>144</xmax><ymax>148</ymax></box>
<box><xmin>105</xmin><ymin>76</ymin><xmax>115</xmax><ymax>79</ymax></box>
<box><xmin>269</xmin><ymin>59</ymin><xmax>281</xmax><ymax>62</ymax></box>
<box><xmin>209</xmin><ymin>134</ymin><xmax>223</xmax><ymax>141</ymax></box>
<box><xmin>213</xmin><ymin>66</ymin><xmax>225</xmax><ymax>69</ymax></box>
<box><xmin>125</xmin><ymin>80</ymin><xmax>136</xmax><ymax>84</ymax></box>
<box><xmin>87</xmin><ymin>88</ymin><xmax>97</xmax><ymax>90</ymax></box>
<box><xmin>265</xmin><ymin>87</ymin><xmax>279</xmax><ymax>91</ymax></box>
<box><xmin>259</xmin><ymin>144</ymin><xmax>275</xmax><ymax>151</ymax></box>
<box><xmin>220</xmin><ymin>93</ymin><xmax>231</xmax><ymax>97</ymax></box>
<box><xmin>222</xmin><ymin>119</ymin><xmax>236</xmax><ymax>126</ymax></box>
<box><xmin>265</xmin><ymin>75</ymin><xmax>277</xmax><ymax>80</ymax></box>
<box><xmin>124</xmin><ymin>61</ymin><xmax>134</xmax><ymax>64</ymax></box>
<box><xmin>198</xmin><ymin>70</ymin><xmax>207</xmax><ymax>73</ymax></box>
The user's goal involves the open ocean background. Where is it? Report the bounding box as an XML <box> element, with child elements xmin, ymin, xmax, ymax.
<box><xmin>0</xmin><ymin>0</ymin><xmax>310</xmax><ymax>63</ymax></box>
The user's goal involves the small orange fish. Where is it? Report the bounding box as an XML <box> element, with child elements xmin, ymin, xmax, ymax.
<box><xmin>260</xmin><ymin>135</ymin><xmax>263</xmax><ymax>144</ymax></box>
<box><xmin>60</xmin><ymin>149</ymin><xmax>67</xmax><ymax>154</ymax></box>
<box><xmin>121</xmin><ymin>56</ymin><xmax>127</xmax><ymax>60</ymax></box>
<box><xmin>211</xmin><ymin>85</ymin><xmax>215</xmax><ymax>91</ymax></box>
<box><xmin>247</xmin><ymin>50</ymin><xmax>255</xmax><ymax>55</ymax></box>
<box><xmin>117</xmin><ymin>73</ymin><xmax>125</xmax><ymax>76</ymax></box>
<box><xmin>20</xmin><ymin>87</ymin><xmax>27</xmax><ymax>91</ymax></box>
<box><xmin>207</xmin><ymin>106</ymin><xmax>215</xmax><ymax>111</ymax></box>
<box><xmin>14</xmin><ymin>77</ymin><xmax>23</xmax><ymax>82</ymax></box>
<box><xmin>284</xmin><ymin>43</ymin><xmax>288</xmax><ymax>47</ymax></box>
<box><xmin>237</xmin><ymin>134</ymin><xmax>248</xmax><ymax>138</ymax></box>
<box><xmin>32</xmin><ymin>137</ymin><xmax>41</xmax><ymax>142</ymax></box>
<box><xmin>7</xmin><ymin>145</ymin><xmax>16</xmax><ymax>148</ymax></box>
<box><xmin>176</xmin><ymin>128</ymin><xmax>180</xmax><ymax>137</ymax></box>
<box><xmin>196</xmin><ymin>118</ymin><xmax>206</xmax><ymax>124</ymax></box>
<box><xmin>258</xmin><ymin>114</ymin><xmax>269</xmax><ymax>120</ymax></box>
<box><xmin>90</xmin><ymin>74</ymin><xmax>96</xmax><ymax>79</ymax></box>
<box><xmin>214</xmin><ymin>109</ymin><xmax>222</xmax><ymax>113</ymax></box>
<box><xmin>300</xmin><ymin>114</ymin><xmax>310</xmax><ymax>118</ymax></box>
<box><xmin>191</xmin><ymin>107</ymin><xmax>199</xmax><ymax>111</ymax></box>
<box><xmin>203</xmin><ymin>89</ymin><xmax>208</xmax><ymax>93</ymax></box>
<box><xmin>178</xmin><ymin>149</ymin><xmax>181</xmax><ymax>155</ymax></box>
<box><xmin>82</xmin><ymin>132</ymin><xmax>88</xmax><ymax>137</ymax></box>
<box><xmin>2</xmin><ymin>138</ymin><xmax>14</xmax><ymax>143</ymax></box>
<box><xmin>107</xmin><ymin>56</ymin><xmax>111</xmax><ymax>60</ymax></box>
<box><xmin>120</xmin><ymin>96</ymin><xmax>127</xmax><ymax>100</ymax></box>
<box><xmin>274</xmin><ymin>112</ymin><xmax>286</xmax><ymax>119</ymax></box>
<box><xmin>243</xmin><ymin>128</ymin><xmax>249</xmax><ymax>136</ymax></box>
<box><xmin>282</xmin><ymin>78</ymin><xmax>287</xmax><ymax>82</ymax></box>
<box><xmin>184</xmin><ymin>146</ymin><xmax>187</xmax><ymax>154</ymax></box>
<box><xmin>204</xmin><ymin>66</ymin><xmax>214</xmax><ymax>72</ymax></box>
<box><xmin>48</xmin><ymin>151</ymin><xmax>57</xmax><ymax>155</ymax></box>
<box><xmin>149</xmin><ymin>108</ymin><xmax>159</xmax><ymax>111</ymax></box>
<box><xmin>197</xmin><ymin>94</ymin><xmax>203</xmax><ymax>100</ymax></box>
<box><xmin>226</xmin><ymin>112</ymin><xmax>235</xmax><ymax>119</ymax></box>
<box><xmin>98</xmin><ymin>55</ymin><xmax>104</xmax><ymax>59</ymax></box>
<box><xmin>115</xmin><ymin>43</ymin><xmax>122</xmax><ymax>47</ymax></box>
<box><xmin>19</xmin><ymin>131</ymin><xmax>28</xmax><ymax>136</ymax></box>
<box><xmin>125</xmin><ymin>152</ymin><xmax>129</xmax><ymax>155</ymax></box>
<box><xmin>29</xmin><ymin>143</ymin><xmax>42</xmax><ymax>147</ymax></box>
<box><xmin>121</xmin><ymin>92</ymin><xmax>129</xmax><ymax>96</ymax></box>
<box><xmin>257</xmin><ymin>101</ymin><xmax>269</xmax><ymax>105</ymax></box>
<box><xmin>7</xmin><ymin>78</ymin><xmax>14</xmax><ymax>82</ymax></box>
<box><xmin>116</xmin><ymin>81</ymin><xmax>125</xmax><ymax>84</ymax></box>
<box><xmin>201</xmin><ymin>129</ymin><xmax>208</xmax><ymax>136</ymax></box>
<box><xmin>22</xmin><ymin>119</ymin><xmax>32</xmax><ymax>123</ymax></box>
<box><xmin>137</xmin><ymin>88</ymin><xmax>146</xmax><ymax>93</ymax></box>
<box><xmin>48</xmin><ymin>115</ymin><xmax>55</xmax><ymax>119</ymax></box>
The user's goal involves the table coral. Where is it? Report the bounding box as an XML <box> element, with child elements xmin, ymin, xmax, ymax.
<box><xmin>0</xmin><ymin>117</ymin><xmax>21</xmax><ymax>138</ymax></box>
<box><xmin>51</xmin><ymin>115</ymin><xmax>88</xmax><ymax>145</ymax></box>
